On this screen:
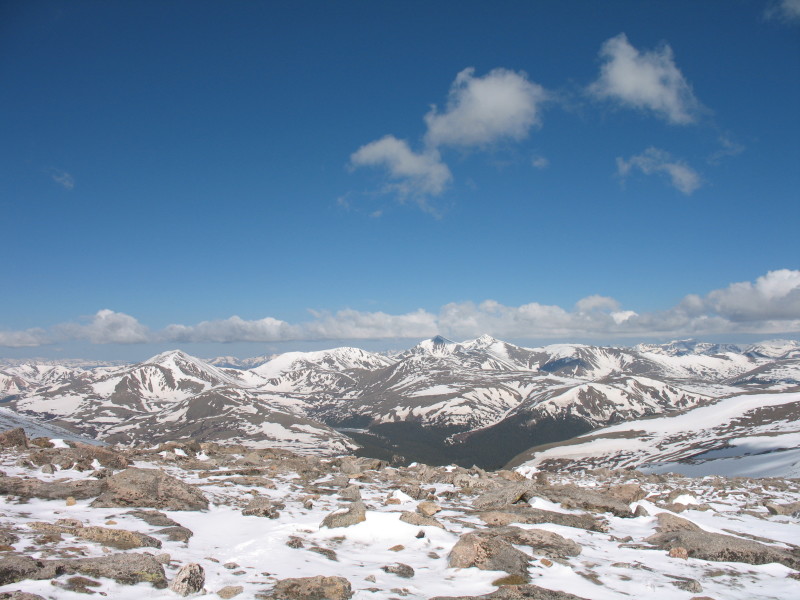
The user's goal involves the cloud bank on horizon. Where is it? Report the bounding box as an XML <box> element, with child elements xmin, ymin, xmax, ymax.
<box><xmin>3</xmin><ymin>270</ymin><xmax>799</xmax><ymax>348</ymax></box>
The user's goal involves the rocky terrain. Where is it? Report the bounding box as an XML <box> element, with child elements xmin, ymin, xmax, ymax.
<box><xmin>2</xmin><ymin>337</ymin><xmax>799</xmax><ymax>469</ymax></box>
<box><xmin>0</xmin><ymin>427</ymin><xmax>798</xmax><ymax>599</ymax></box>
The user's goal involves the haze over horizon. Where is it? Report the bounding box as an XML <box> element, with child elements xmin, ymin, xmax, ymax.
<box><xmin>2</xmin><ymin>1</ymin><xmax>798</xmax><ymax>360</ymax></box>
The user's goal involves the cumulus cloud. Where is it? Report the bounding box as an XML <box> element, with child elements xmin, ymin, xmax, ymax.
<box><xmin>424</xmin><ymin>67</ymin><xmax>547</xmax><ymax>148</ymax></box>
<box><xmin>350</xmin><ymin>135</ymin><xmax>452</xmax><ymax>198</ymax></box>
<box><xmin>589</xmin><ymin>33</ymin><xmax>702</xmax><ymax>124</ymax></box>
<box><xmin>162</xmin><ymin>316</ymin><xmax>295</xmax><ymax>343</ymax></box>
<box><xmin>55</xmin><ymin>309</ymin><xmax>150</xmax><ymax>344</ymax></box>
<box><xmin>303</xmin><ymin>308</ymin><xmax>438</xmax><ymax>340</ymax></box>
<box><xmin>349</xmin><ymin>67</ymin><xmax>547</xmax><ymax>207</ymax></box>
<box><xmin>766</xmin><ymin>0</ymin><xmax>800</xmax><ymax>22</ymax></box>
<box><xmin>617</xmin><ymin>147</ymin><xmax>702</xmax><ymax>195</ymax></box>
<box><xmin>705</xmin><ymin>269</ymin><xmax>800</xmax><ymax>321</ymax></box>
<box><xmin>47</xmin><ymin>168</ymin><xmax>75</xmax><ymax>190</ymax></box>
<box><xmin>0</xmin><ymin>328</ymin><xmax>50</xmax><ymax>348</ymax></box>
<box><xmin>2</xmin><ymin>271</ymin><xmax>799</xmax><ymax>348</ymax></box>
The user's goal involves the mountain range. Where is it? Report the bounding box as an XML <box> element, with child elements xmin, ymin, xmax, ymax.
<box><xmin>2</xmin><ymin>336</ymin><xmax>799</xmax><ymax>469</ymax></box>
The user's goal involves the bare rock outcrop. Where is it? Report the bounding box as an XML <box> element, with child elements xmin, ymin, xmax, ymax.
<box><xmin>268</xmin><ymin>575</ymin><xmax>353</xmax><ymax>599</ymax></box>
<box><xmin>91</xmin><ymin>467</ymin><xmax>208</xmax><ymax>511</ymax></box>
<box><xmin>646</xmin><ymin>529</ymin><xmax>800</xmax><ymax>569</ymax></box>
<box><xmin>448</xmin><ymin>531</ymin><xmax>530</xmax><ymax>578</ymax></box>
<box><xmin>430</xmin><ymin>583</ymin><xmax>589</xmax><ymax>599</ymax></box>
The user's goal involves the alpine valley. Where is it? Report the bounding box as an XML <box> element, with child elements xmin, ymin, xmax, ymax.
<box><xmin>2</xmin><ymin>336</ymin><xmax>799</xmax><ymax>473</ymax></box>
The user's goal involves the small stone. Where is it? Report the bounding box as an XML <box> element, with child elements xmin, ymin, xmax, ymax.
<box><xmin>416</xmin><ymin>501</ymin><xmax>441</xmax><ymax>517</ymax></box>
<box><xmin>389</xmin><ymin>544</ymin><xmax>405</xmax><ymax>552</ymax></box>
<box><xmin>65</xmin><ymin>497</ymin><xmax>76</xmax><ymax>507</ymax></box>
<box><xmin>169</xmin><ymin>562</ymin><xmax>205</xmax><ymax>596</ymax></box>
<box><xmin>540</xmin><ymin>558</ymin><xmax>553</xmax><ymax>567</ymax></box>
<box><xmin>382</xmin><ymin>563</ymin><xmax>415</xmax><ymax>578</ymax></box>
<box><xmin>224</xmin><ymin>562</ymin><xmax>239</xmax><ymax>570</ymax></box>
<box><xmin>40</xmin><ymin>464</ymin><xmax>55</xmax><ymax>475</ymax></box>
<box><xmin>673</xmin><ymin>578</ymin><xmax>703</xmax><ymax>593</ymax></box>
<box><xmin>217</xmin><ymin>586</ymin><xmax>244</xmax><ymax>599</ymax></box>
<box><xmin>286</xmin><ymin>536</ymin><xmax>304</xmax><ymax>548</ymax></box>
<box><xmin>669</xmin><ymin>547</ymin><xmax>689</xmax><ymax>560</ymax></box>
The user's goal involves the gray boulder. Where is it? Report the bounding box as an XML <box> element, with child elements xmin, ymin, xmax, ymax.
<box><xmin>242</xmin><ymin>496</ymin><xmax>283</xmax><ymax>518</ymax></box>
<box><xmin>321</xmin><ymin>501</ymin><xmax>366</xmax><ymax>529</ymax></box>
<box><xmin>430</xmin><ymin>583</ymin><xmax>588</xmax><ymax>599</ymax></box>
<box><xmin>91</xmin><ymin>468</ymin><xmax>208</xmax><ymax>511</ymax></box>
<box><xmin>399</xmin><ymin>511</ymin><xmax>445</xmax><ymax>529</ymax></box>
<box><xmin>646</xmin><ymin>529</ymin><xmax>800</xmax><ymax>569</ymax></box>
<box><xmin>536</xmin><ymin>485</ymin><xmax>633</xmax><ymax>517</ymax></box>
<box><xmin>479</xmin><ymin>507</ymin><xmax>608</xmax><ymax>532</ymax></box>
<box><xmin>169</xmin><ymin>562</ymin><xmax>205</xmax><ymax>596</ymax></box>
<box><xmin>0</xmin><ymin>475</ymin><xmax>104</xmax><ymax>500</ymax></box>
<box><xmin>486</xmin><ymin>526</ymin><xmax>581</xmax><ymax>559</ymax></box>
<box><xmin>269</xmin><ymin>575</ymin><xmax>353</xmax><ymax>599</ymax></box>
<box><xmin>448</xmin><ymin>532</ymin><xmax>530</xmax><ymax>578</ymax></box>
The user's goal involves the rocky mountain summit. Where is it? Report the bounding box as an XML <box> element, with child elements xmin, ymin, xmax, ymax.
<box><xmin>0</xmin><ymin>427</ymin><xmax>798</xmax><ymax>599</ymax></box>
<box><xmin>2</xmin><ymin>337</ymin><xmax>799</xmax><ymax>469</ymax></box>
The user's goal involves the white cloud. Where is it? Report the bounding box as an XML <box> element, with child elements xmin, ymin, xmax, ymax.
<box><xmin>708</xmin><ymin>135</ymin><xmax>745</xmax><ymax>164</ymax></box>
<box><xmin>47</xmin><ymin>168</ymin><xmax>75</xmax><ymax>190</ymax></box>
<box><xmin>55</xmin><ymin>309</ymin><xmax>150</xmax><ymax>344</ymax></box>
<box><xmin>766</xmin><ymin>0</ymin><xmax>800</xmax><ymax>22</ymax></box>
<box><xmin>617</xmin><ymin>147</ymin><xmax>702</xmax><ymax>195</ymax></box>
<box><xmin>350</xmin><ymin>135</ymin><xmax>452</xmax><ymax>198</ymax></box>
<box><xmin>531</xmin><ymin>155</ymin><xmax>550</xmax><ymax>169</ymax></box>
<box><xmin>424</xmin><ymin>67</ymin><xmax>547</xmax><ymax>148</ymax></box>
<box><xmin>0</xmin><ymin>328</ymin><xmax>50</xmax><ymax>348</ymax></box>
<box><xmin>349</xmin><ymin>67</ymin><xmax>548</xmax><ymax>208</ymax></box>
<box><xmin>162</xmin><ymin>316</ymin><xmax>294</xmax><ymax>343</ymax></box>
<box><xmin>3</xmin><ymin>271</ymin><xmax>799</xmax><ymax>348</ymax></box>
<box><xmin>589</xmin><ymin>33</ymin><xmax>701</xmax><ymax>124</ymax></box>
<box><xmin>303</xmin><ymin>308</ymin><xmax>438</xmax><ymax>340</ymax></box>
<box><xmin>705</xmin><ymin>269</ymin><xmax>800</xmax><ymax>321</ymax></box>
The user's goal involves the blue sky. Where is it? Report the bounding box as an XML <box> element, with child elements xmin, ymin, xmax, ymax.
<box><xmin>2</xmin><ymin>0</ymin><xmax>799</xmax><ymax>359</ymax></box>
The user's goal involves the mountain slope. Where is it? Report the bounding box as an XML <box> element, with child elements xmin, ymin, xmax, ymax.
<box><xmin>508</xmin><ymin>390</ymin><xmax>800</xmax><ymax>477</ymax></box>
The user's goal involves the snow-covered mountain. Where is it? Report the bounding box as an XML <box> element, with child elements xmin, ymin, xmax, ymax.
<box><xmin>510</xmin><ymin>390</ymin><xmax>800</xmax><ymax>478</ymax></box>
<box><xmin>1</xmin><ymin>336</ymin><xmax>798</xmax><ymax>467</ymax></box>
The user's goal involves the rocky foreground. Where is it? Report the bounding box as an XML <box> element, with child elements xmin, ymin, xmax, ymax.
<box><xmin>0</xmin><ymin>428</ymin><xmax>798</xmax><ymax>599</ymax></box>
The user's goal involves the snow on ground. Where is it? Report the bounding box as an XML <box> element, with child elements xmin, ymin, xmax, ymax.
<box><xmin>1</xmin><ymin>442</ymin><xmax>799</xmax><ymax>600</ymax></box>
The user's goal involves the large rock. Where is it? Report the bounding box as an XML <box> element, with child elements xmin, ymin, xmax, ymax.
<box><xmin>0</xmin><ymin>475</ymin><xmax>104</xmax><ymax>500</ymax></box>
<box><xmin>0</xmin><ymin>429</ymin><xmax>28</xmax><ymax>449</ymax></box>
<box><xmin>0</xmin><ymin>553</ymin><xmax>167</xmax><ymax>588</ymax></box>
<box><xmin>646</xmin><ymin>529</ymin><xmax>800</xmax><ymax>569</ymax></box>
<box><xmin>28</xmin><ymin>522</ymin><xmax>161</xmax><ymax>550</ymax></box>
<box><xmin>91</xmin><ymin>468</ymin><xmax>208</xmax><ymax>511</ymax></box>
<box><xmin>653</xmin><ymin>512</ymin><xmax>702</xmax><ymax>533</ymax></box>
<box><xmin>242</xmin><ymin>496</ymin><xmax>283</xmax><ymax>518</ymax></box>
<box><xmin>399</xmin><ymin>511</ymin><xmax>445</xmax><ymax>529</ymax></box>
<box><xmin>0</xmin><ymin>556</ymin><xmax>60</xmax><ymax>586</ymax></box>
<box><xmin>321</xmin><ymin>501</ymin><xmax>366</xmax><ymax>529</ymax></box>
<box><xmin>472</xmin><ymin>483</ymin><xmax>537</xmax><ymax>510</ymax></box>
<box><xmin>169</xmin><ymin>562</ymin><xmax>205</xmax><ymax>596</ymax></box>
<box><xmin>479</xmin><ymin>507</ymin><xmax>608</xmax><ymax>532</ymax></box>
<box><xmin>536</xmin><ymin>485</ymin><xmax>633</xmax><ymax>517</ymax></box>
<box><xmin>430</xmin><ymin>583</ymin><xmax>589</xmax><ymax>599</ymax></box>
<box><xmin>485</xmin><ymin>526</ymin><xmax>581</xmax><ymax>559</ymax></box>
<box><xmin>448</xmin><ymin>532</ymin><xmax>530</xmax><ymax>578</ymax></box>
<box><xmin>0</xmin><ymin>592</ymin><xmax>47</xmax><ymax>600</ymax></box>
<box><xmin>269</xmin><ymin>575</ymin><xmax>353</xmax><ymax>600</ymax></box>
